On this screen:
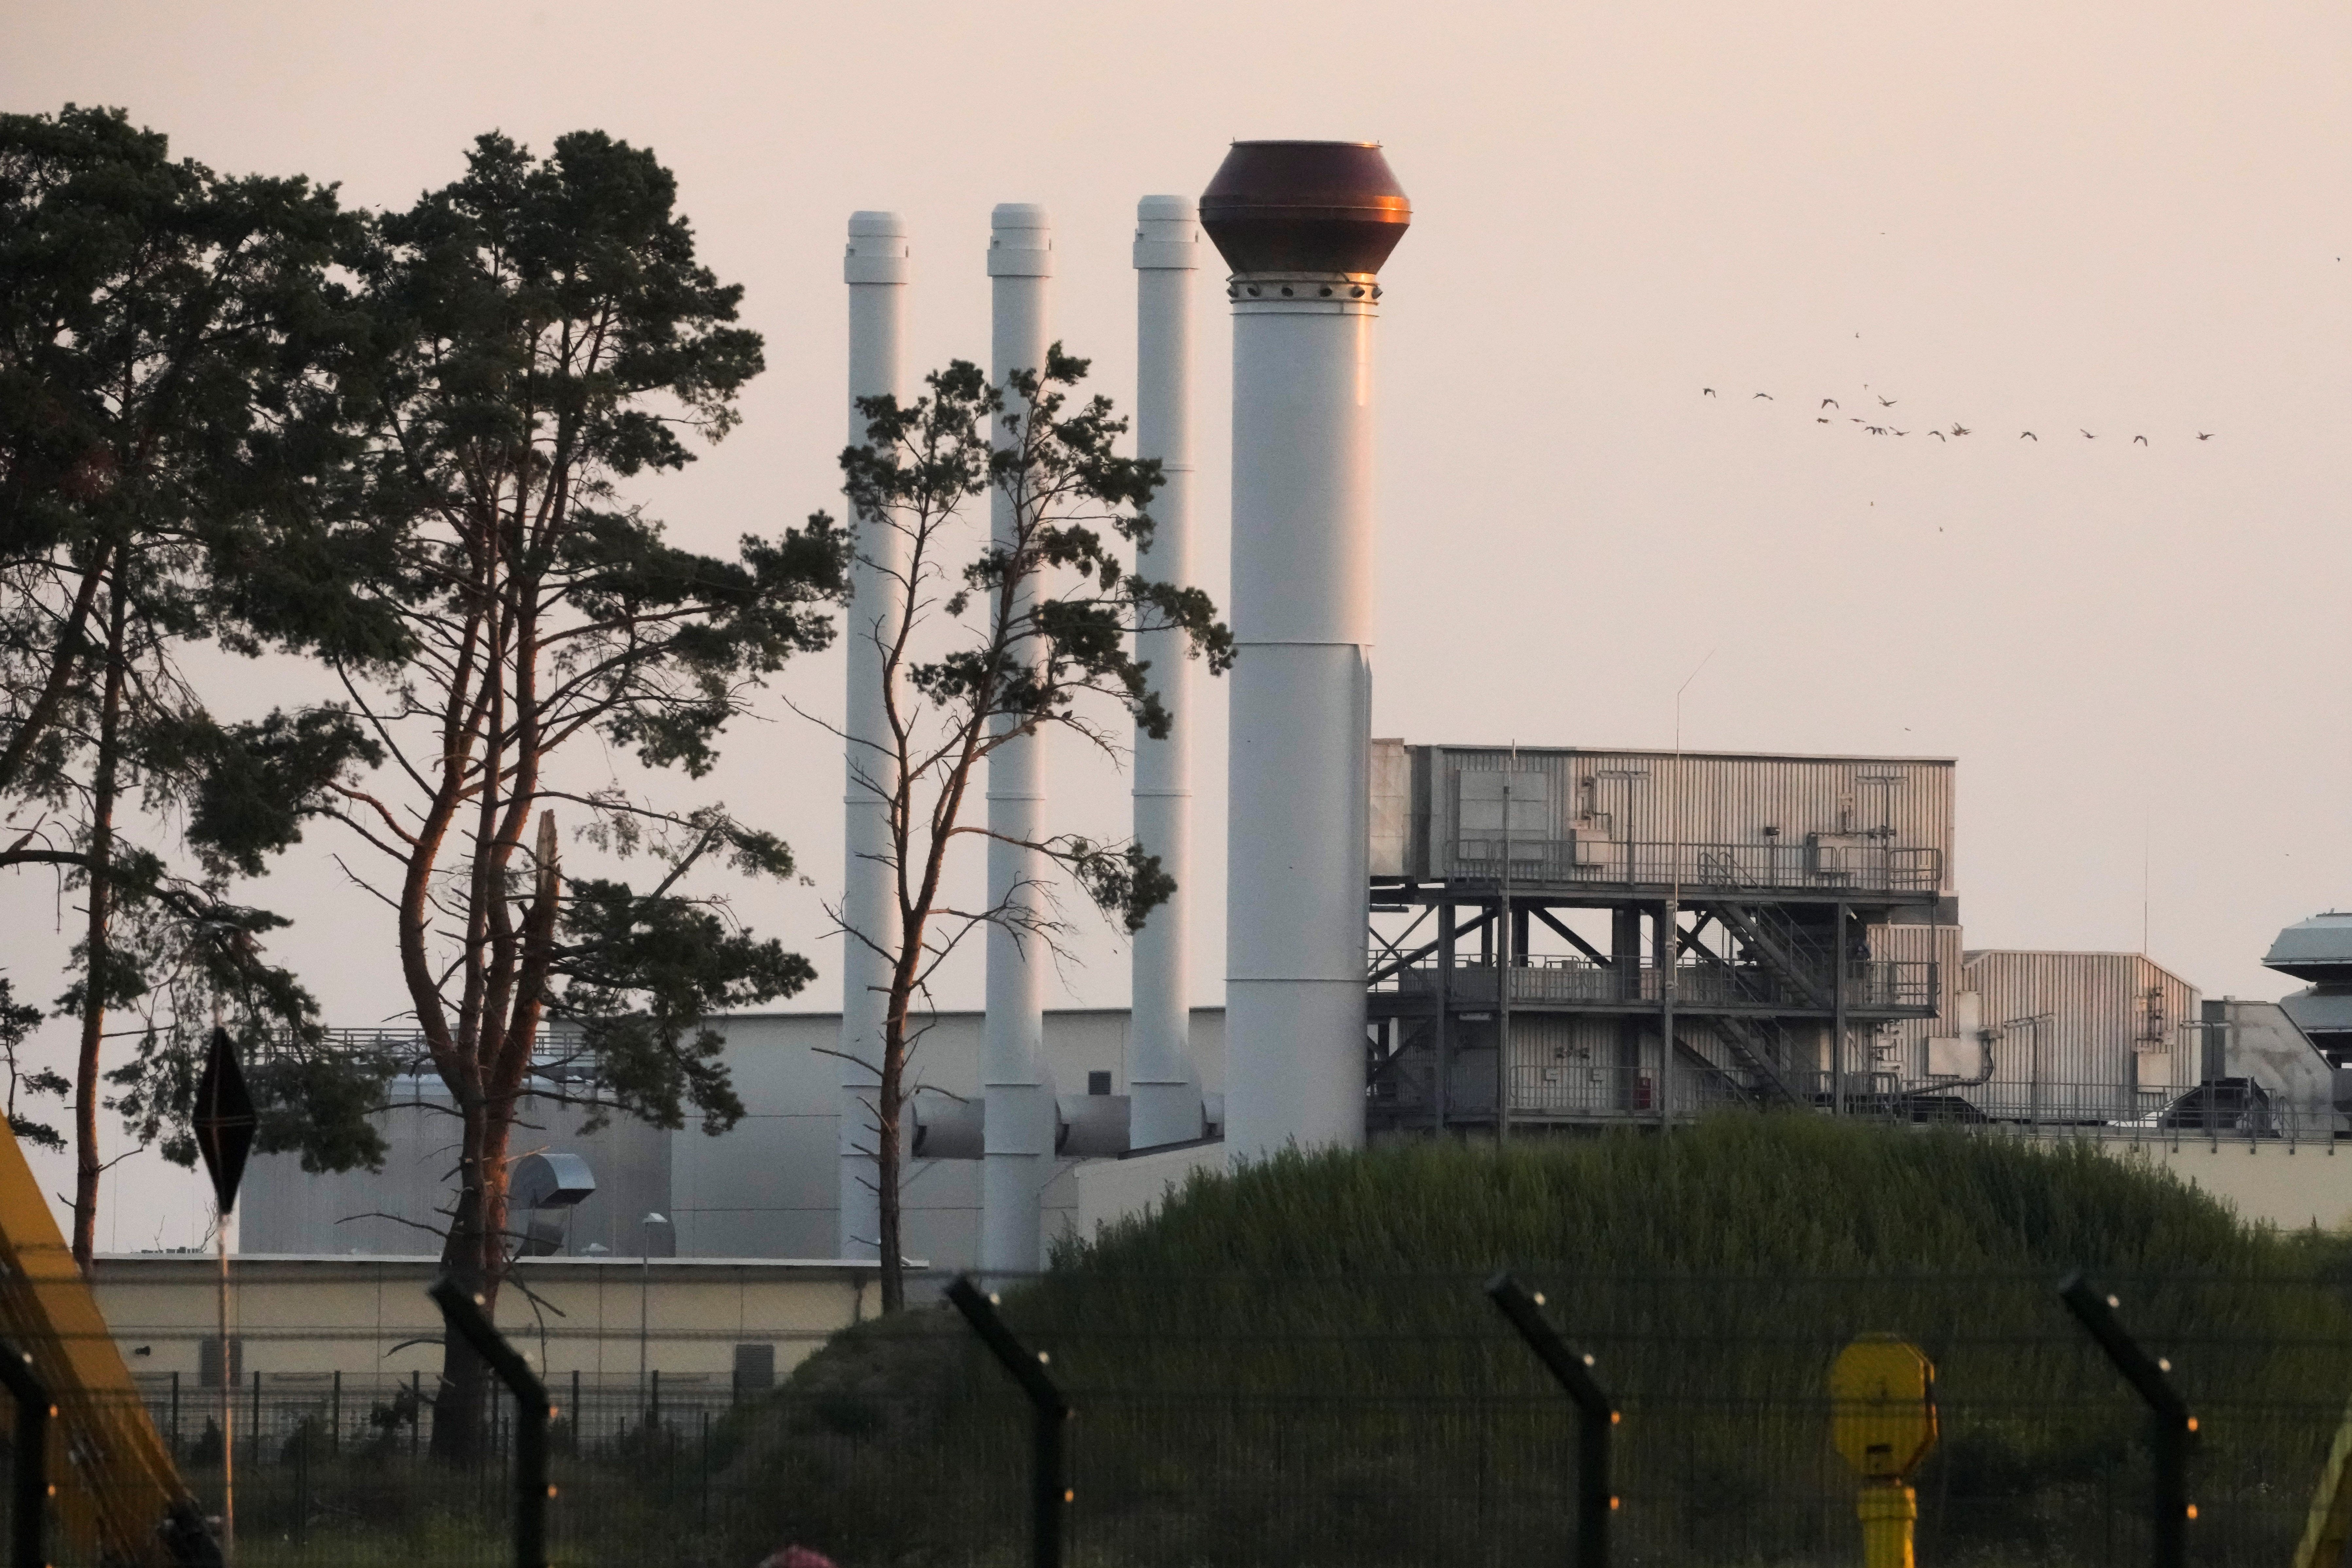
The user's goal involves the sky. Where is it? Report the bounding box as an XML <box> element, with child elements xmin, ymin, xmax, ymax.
<box><xmin>4</xmin><ymin>0</ymin><xmax>2349</xmax><ymax>1248</ymax></box>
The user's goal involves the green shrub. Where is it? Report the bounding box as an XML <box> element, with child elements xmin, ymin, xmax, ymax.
<box><xmin>718</xmin><ymin>1119</ymin><xmax>2352</xmax><ymax>1567</ymax></box>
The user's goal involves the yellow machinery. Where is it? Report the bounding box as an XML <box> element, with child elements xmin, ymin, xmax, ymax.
<box><xmin>2291</xmin><ymin>1393</ymin><xmax>2352</xmax><ymax>1568</ymax></box>
<box><xmin>0</xmin><ymin>1117</ymin><xmax>202</xmax><ymax>1564</ymax></box>
<box><xmin>1830</xmin><ymin>1335</ymin><xmax>1939</xmax><ymax>1568</ymax></box>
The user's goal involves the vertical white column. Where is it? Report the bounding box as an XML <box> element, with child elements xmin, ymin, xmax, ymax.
<box><xmin>1224</xmin><ymin>298</ymin><xmax>1379</xmax><ymax>1159</ymax></box>
<box><xmin>1204</xmin><ymin>141</ymin><xmax>1409</xmax><ymax>1162</ymax></box>
<box><xmin>837</xmin><ymin>212</ymin><xmax>908</xmax><ymax>1260</ymax></box>
<box><xmin>981</xmin><ymin>204</ymin><xmax>1055</xmax><ymax>1276</ymax></box>
<box><xmin>1128</xmin><ymin>196</ymin><xmax>1205</xmax><ymax>1151</ymax></box>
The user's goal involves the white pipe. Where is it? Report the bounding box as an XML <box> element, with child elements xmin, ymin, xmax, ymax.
<box><xmin>980</xmin><ymin>203</ymin><xmax>1055</xmax><ymax>1276</ymax></box>
<box><xmin>1209</xmin><ymin>144</ymin><xmax>1409</xmax><ymax>1162</ymax></box>
<box><xmin>1223</xmin><ymin>298</ymin><xmax>1375</xmax><ymax>1157</ymax></box>
<box><xmin>1128</xmin><ymin>196</ymin><xmax>1205</xmax><ymax>1151</ymax></box>
<box><xmin>836</xmin><ymin>211</ymin><xmax>908</xmax><ymax>1261</ymax></box>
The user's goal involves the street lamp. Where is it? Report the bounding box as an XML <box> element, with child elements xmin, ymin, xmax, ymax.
<box><xmin>638</xmin><ymin>1211</ymin><xmax>670</xmax><ymax>1410</ymax></box>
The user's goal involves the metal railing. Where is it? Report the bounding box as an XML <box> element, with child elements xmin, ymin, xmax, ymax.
<box><xmin>1375</xmin><ymin>1063</ymin><xmax>2341</xmax><ymax>1142</ymax></box>
<box><xmin>1504</xmin><ymin>1063</ymin><xmax>1760</xmax><ymax>1120</ymax></box>
<box><xmin>253</xmin><ymin>1026</ymin><xmax>597</xmax><ymax>1083</ymax></box>
<box><xmin>1445</xmin><ymin>839</ymin><xmax>1944</xmax><ymax>895</ymax></box>
<box><xmin>1378</xmin><ymin>957</ymin><xmax>1939</xmax><ymax>1014</ymax></box>
<box><xmin>1872</xmin><ymin>1078</ymin><xmax>2341</xmax><ymax>1145</ymax></box>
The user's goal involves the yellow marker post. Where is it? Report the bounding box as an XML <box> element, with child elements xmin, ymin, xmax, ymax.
<box><xmin>1830</xmin><ymin>1335</ymin><xmax>1938</xmax><ymax>1568</ymax></box>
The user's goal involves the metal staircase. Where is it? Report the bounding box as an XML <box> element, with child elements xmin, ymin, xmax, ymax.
<box><xmin>1712</xmin><ymin>1014</ymin><xmax>1807</xmax><ymax>1107</ymax></box>
<box><xmin>1713</xmin><ymin>901</ymin><xmax>1837</xmax><ymax>1009</ymax></box>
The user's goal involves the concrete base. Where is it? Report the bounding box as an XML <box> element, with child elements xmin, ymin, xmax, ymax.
<box><xmin>1052</xmin><ymin>1141</ymin><xmax>1228</xmax><ymax>1253</ymax></box>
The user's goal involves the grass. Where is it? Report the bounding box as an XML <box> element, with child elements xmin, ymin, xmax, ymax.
<box><xmin>710</xmin><ymin>1118</ymin><xmax>2352</xmax><ymax>1567</ymax></box>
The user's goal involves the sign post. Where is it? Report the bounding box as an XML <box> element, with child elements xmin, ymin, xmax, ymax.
<box><xmin>193</xmin><ymin>1028</ymin><xmax>257</xmax><ymax>1563</ymax></box>
<box><xmin>1829</xmin><ymin>1335</ymin><xmax>1938</xmax><ymax>1568</ymax></box>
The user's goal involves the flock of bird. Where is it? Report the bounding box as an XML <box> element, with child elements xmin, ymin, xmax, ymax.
<box><xmin>1702</xmin><ymin>386</ymin><xmax>2213</xmax><ymax>445</ymax></box>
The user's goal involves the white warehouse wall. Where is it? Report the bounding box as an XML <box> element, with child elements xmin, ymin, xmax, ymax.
<box><xmin>243</xmin><ymin>1008</ymin><xmax>1226</xmax><ymax>1269</ymax></box>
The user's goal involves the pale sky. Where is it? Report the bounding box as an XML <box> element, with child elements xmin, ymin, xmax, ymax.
<box><xmin>5</xmin><ymin>0</ymin><xmax>2348</xmax><ymax>1247</ymax></box>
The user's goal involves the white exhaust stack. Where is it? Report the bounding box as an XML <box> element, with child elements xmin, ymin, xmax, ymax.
<box><xmin>1204</xmin><ymin>143</ymin><xmax>1411</xmax><ymax>1161</ymax></box>
<box><xmin>981</xmin><ymin>203</ymin><xmax>1056</xmax><ymax>1275</ymax></box>
<box><xmin>1128</xmin><ymin>196</ymin><xmax>1206</xmax><ymax>1151</ymax></box>
<box><xmin>838</xmin><ymin>211</ymin><xmax>909</xmax><ymax>1259</ymax></box>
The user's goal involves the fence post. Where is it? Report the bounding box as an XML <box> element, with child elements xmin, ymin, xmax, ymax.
<box><xmin>430</xmin><ymin>1277</ymin><xmax>554</xmax><ymax>1568</ymax></box>
<box><xmin>0</xmin><ymin>1341</ymin><xmax>49</xmax><ymax>1568</ymax></box>
<box><xmin>1486</xmin><ymin>1273</ymin><xmax>1615</xmax><ymax>1567</ymax></box>
<box><xmin>946</xmin><ymin>1275</ymin><xmax>1070</xmax><ymax>1568</ymax></box>
<box><xmin>2058</xmin><ymin>1270</ymin><xmax>2194</xmax><ymax>1568</ymax></box>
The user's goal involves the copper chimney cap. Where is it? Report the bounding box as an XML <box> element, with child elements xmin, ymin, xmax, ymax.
<box><xmin>1199</xmin><ymin>141</ymin><xmax>1410</xmax><ymax>278</ymax></box>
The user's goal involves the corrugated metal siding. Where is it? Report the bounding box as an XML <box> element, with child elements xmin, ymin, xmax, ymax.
<box><xmin>1957</xmin><ymin>951</ymin><xmax>2200</xmax><ymax>1121</ymax></box>
<box><xmin>1411</xmin><ymin>745</ymin><xmax>1955</xmax><ymax>893</ymax></box>
<box><xmin>1869</xmin><ymin>921</ymin><xmax>1966</xmax><ymax>1078</ymax></box>
<box><xmin>1368</xmin><ymin>738</ymin><xmax>1411</xmax><ymax>877</ymax></box>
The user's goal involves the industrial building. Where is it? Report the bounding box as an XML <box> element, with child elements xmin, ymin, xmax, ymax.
<box><xmin>1364</xmin><ymin>740</ymin><xmax>1953</xmax><ymax>1129</ymax></box>
<box><xmin>238</xmin><ymin>736</ymin><xmax>2352</xmax><ymax>1278</ymax></box>
<box><xmin>242</xmin><ymin>1010</ymin><xmax>1227</xmax><ymax>1268</ymax></box>
<box><xmin>241</xmin><ymin>709</ymin><xmax>2352</xmax><ymax>1274</ymax></box>
<box><xmin>229</xmin><ymin>143</ymin><xmax>2349</xmax><ymax>1282</ymax></box>
<box><xmin>1357</xmin><ymin>736</ymin><xmax>2269</xmax><ymax>1139</ymax></box>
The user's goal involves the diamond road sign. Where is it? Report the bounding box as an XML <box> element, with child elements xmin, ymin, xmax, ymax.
<box><xmin>193</xmin><ymin>1027</ymin><xmax>257</xmax><ymax>1217</ymax></box>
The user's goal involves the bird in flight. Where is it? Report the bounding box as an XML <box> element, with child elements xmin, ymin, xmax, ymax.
<box><xmin>1703</xmin><ymin>388</ymin><xmax>1717</xmax><ymax>397</ymax></box>
<box><xmin>1817</xmin><ymin>417</ymin><xmax>1830</xmax><ymax>424</ymax></box>
<box><xmin>1893</xmin><ymin>429</ymin><xmax>1908</xmax><ymax>437</ymax></box>
<box><xmin>2198</xmin><ymin>432</ymin><xmax>2214</xmax><ymax>441</ymax></box>
<box><xmin>1950</xmin><ymin>424</ymin><xmax>1970</xmax><ymax>437</ymax></box>
<box><xmin>1753</xmin><ymin>392</ymin><xmax>1773</xmax><ymax>400</ymax></box>
<box><xmin>2021</xmin><ymin>431</ymin><xmax>2038</xmax><ymax>440</ymax></box>
<box><xmin>1877</xmin><ymin>396</ymin><xmax>1898</xmax><ymax>407</ymax></box>
<box><xmin>2081</xmin><ymin>430</ymin><xmax>2096</xmax><ymax>439</ymax></box>
<box><xmin>1865</xmin><ymin>425</ymin><xmax>1889</xmax><ymax>435</ymax></box>
<box><xmin>1822</xmin><ymin>398</ymin><xmax>1839</xmax><ymax>409</ymax></box>
<box><xmin>1931</xmin><ymin>430</ymin><xmax>1947</xmax><ymax>441</ymax></box>
<box><xmin>2133</xmin><ymin>435</ymin><xmax>2148</xmax><ymax>445</ymax></box>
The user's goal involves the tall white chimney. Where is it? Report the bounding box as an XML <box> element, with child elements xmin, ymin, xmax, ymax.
<box><xmin>980</xmin><ymin>203</ymin><xmax>1056</xmax><ymax>1275</ymax></box>
<box><xmin>1203</xmin><ymin>143</ymin><xmax>1411</xmax><ymax>1160</ymax></box>
<box><xmin>1128</xmin><ymin>196</ymin><xmax>1206</xmax><ymax>1150</ymax></box>
<box><xmin>838</xmin><ymin>211</ymin><xmax>909</xmax><ymax>1258</ymax></box>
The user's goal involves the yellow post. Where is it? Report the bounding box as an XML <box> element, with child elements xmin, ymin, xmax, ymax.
<box><xmin>1857</xmin><ymin>1478</ymin><xmax>1919</xmax><ymax>1568</ymax></box>
<box><xmin>1830</xmin><ymin>1336</ymin><xmax>1938</xmax><ymax>1568</ymax></box>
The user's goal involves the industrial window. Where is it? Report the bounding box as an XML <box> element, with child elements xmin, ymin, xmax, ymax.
<box><xmin>1087</xmin><ymin>1071</ymin><xmax>1113</xmax><ymax>1096</ymax></box>
<box><xmin>733</xmin><ymin>1343</ymin><xmax>776</xmax><ymax>1399</ymax></box>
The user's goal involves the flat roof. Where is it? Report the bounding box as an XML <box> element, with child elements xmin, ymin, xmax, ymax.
<box><xmin>715</xmin><ymin>1005</ymin><xmax>1227</xmax><ymax>1023</ymax></box>
<box><xmin>1387</xmin><ymin>740</ymin><xmax>1957</xmax><ymax>766</ymax></box>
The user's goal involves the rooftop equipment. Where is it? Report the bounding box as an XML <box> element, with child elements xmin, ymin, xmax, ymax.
<box><xmin>2264</xmin><ymin>913</ymin><xmax>2352</xmax><ymax>1066</ymax></box>
<box><xmin>511</xmin><ymin>1151</ymin><xmax>596</xmax><ymax>1257</ymax></box>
